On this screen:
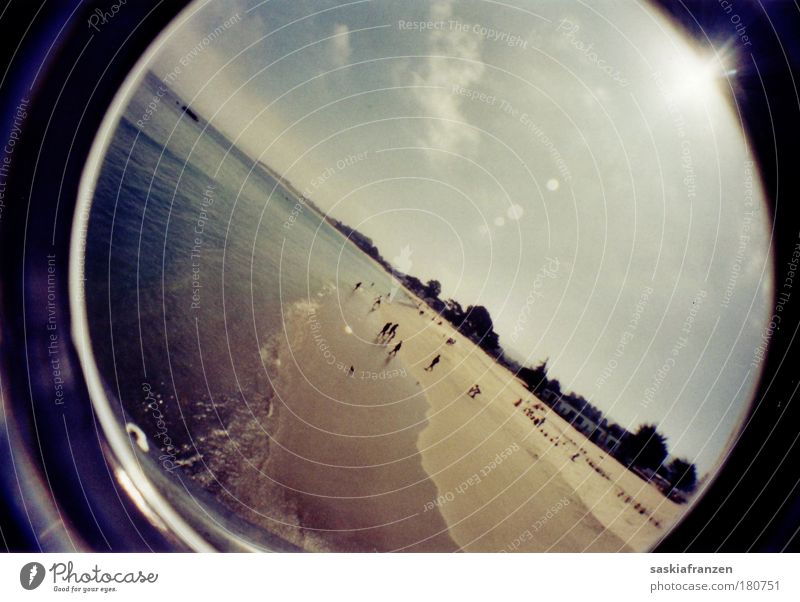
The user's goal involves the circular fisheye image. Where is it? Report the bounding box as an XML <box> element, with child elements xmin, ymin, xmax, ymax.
<box><xmin>73</xmin><ymin>0</ymin><xmax>772</xmax><ymax>551</ymax></box>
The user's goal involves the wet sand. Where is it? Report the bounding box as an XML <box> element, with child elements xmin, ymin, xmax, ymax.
<box><xmin>247</xmin><ymin>287</ymin><xmax>458</xmax><ymax>551</ymax></box>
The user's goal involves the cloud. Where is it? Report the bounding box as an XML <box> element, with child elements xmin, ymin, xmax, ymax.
<box><xmin>331</xmin><ymin>23</ymin><xmax>352</xmax><ymax>67</ymax></box>
<box><xmin>407</xmin><ymin>0</ymin><xmax>486</xmax><ymax>156</ymax></box>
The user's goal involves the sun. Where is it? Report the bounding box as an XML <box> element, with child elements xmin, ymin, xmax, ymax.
<box><xmin>664</xmin><ymin>44</ymin><xmax>736</xmax><ymax>105</ymax></box>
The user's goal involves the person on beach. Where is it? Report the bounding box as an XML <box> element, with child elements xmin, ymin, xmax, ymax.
<box><xmin>378</xmin><ymin>322</ymin><xmax>392</xmax><ymax>338</ymax></box>
<box><xmin>348</xmin><ymin>365</ymin><xmax>355</xmax><ymax>377</ymax></box>
<box><xmin>387</xmin><ymin>323</ymin><xmax>399</xmax><ymax>340</ymax></box>
<box><xmin>388</xmin><ymin>340</ymin><xmax>403</xmax><ymax>357</ymax></box>
<box><xmin>371</xmin><ymin>296</ymin><xmax>382</xmax><ymax>311</ymax></box>
<box><xmin>467</xmin><ymin>384</ymin><xmax>482</xmax><ymax>399</ymax></box>
<box><xmin>424</xmin><ymin>354</ymin><xmax>441</xmax><ymax>372</ymax></box>
<box><xmin>353</xmin><ymin>282</ymin><xmax>362</xmax><ymax>291</ymax></box>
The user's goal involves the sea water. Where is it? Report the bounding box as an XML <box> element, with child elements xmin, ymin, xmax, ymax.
<box><xmin>83</xmin><ymin>72</ymin><xmax>445</xmax><ymax>550</ymax></box>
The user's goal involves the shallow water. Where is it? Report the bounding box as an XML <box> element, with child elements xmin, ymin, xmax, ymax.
<box><xmin>84</xmin><ymin>71</ymin><xmax>436</xmax><ymax>548</ymax></box>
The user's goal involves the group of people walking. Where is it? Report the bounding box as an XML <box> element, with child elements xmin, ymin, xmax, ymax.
<box><xmin>377</xmin><ymin>321</ymin><xmax>399</xmax><ymax>341</ymax></box>
<box><xmin>356</xmin><ymin>282</ymin><xmax>481</xmax><ymax>400</ymax></box>
<box><xmin>378</xmin><ymin>322</ymin><xmax>403</xmax><ymax>357</ymax></box>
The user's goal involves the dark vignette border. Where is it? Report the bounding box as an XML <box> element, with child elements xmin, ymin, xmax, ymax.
<box><xmin>0</xmin><ymin>0</ymin><xmax>797</xmax><ymax>552</ymax></box>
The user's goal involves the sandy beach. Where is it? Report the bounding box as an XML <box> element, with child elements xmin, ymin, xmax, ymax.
<box><xmin>375</xmin><ymin>292</ymin><xmax>685</xmax><ymax>552</ymax></box>
<box><xmin>226</xmin><ymin>282</ymin><xmax>684</xmax><ymax>551</ymax></box>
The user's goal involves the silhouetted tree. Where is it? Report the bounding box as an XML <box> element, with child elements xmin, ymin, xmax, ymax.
<box><xmin>403</xmin><ymin>275</ymin><xmax>424</xmax><ymax>294</ymax></box>
<box><xmin>463</xmin><ymin>305</ymin><xmax>493</xmax><ymax>337</ymax></box>
<box><xmin>424</xmin><ymin>279</ymin><xmax>442</xmax><ymax>299</ymax></box>
<box><xmin>667</xmin><ymin>458</ymin><xmax>698</xmax><ymax>493</ymax></box>
<box><xmin>624</xmin><ymin>424</ymin><xmax>668</xmax><ymax>471</ymax></box>
<box><xmin>443</xmin><ymin>299</ymin><xmax>466</xmax><ymax>328</ymax></box>
<box><xmin>462</xmin><ymin>305</ymin><xmax>500</xmax><ymax>350</ymax></box>
<box><xmin>480</xmin><ymin>330</ymin><xmax>500</xmax><ymax>351</ymax></box>
<box><xmin>544</xmin><ymin>378</ymin><xmax>562</xmax><ymax>398</ymax></box>
<box><xmin>518</xmin><ymin>360</ymin><xmax>549</xmax><ymax>392</ymax></box>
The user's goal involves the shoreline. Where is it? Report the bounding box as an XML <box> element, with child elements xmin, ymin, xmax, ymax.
<box><xmin>252</xmin><ymin>289</ymin><xmax>459</xmax><ymax>552</ymax></box>
<box><xmin>196</xmin><ymin>272</ymin><xmax>685</xmax><ymax>552</ymax></box>
<box><xmin>194</xmin><ymin>276</ymin><xmax>684</xmax><ymax>552</ymax></box>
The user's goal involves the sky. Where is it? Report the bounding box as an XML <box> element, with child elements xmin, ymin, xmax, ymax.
<box><xmin>144</xmin><ymin>0</ymin><xmax>773</xmax><ymax>474</ymax></box>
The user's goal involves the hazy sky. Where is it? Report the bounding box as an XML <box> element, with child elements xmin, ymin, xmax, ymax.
<box><xmin>146</xmin><ymin>0</ymin><xmax>773</xmax><ymax>473</ymax></box>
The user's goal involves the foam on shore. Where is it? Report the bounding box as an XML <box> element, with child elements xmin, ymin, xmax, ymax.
<box><xmin>243</xmin><ymin>286</ymin><xmax>458</xmax><ymax>551</ymax></box>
